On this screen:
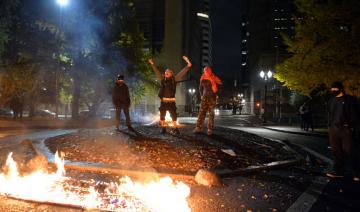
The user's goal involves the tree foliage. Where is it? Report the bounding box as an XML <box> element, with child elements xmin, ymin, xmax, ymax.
<box><xmin>0</xmin><ymin>0</ymin><xmax>155</xmax><ymax>118</ymax></box>
<box><xmin>275</xmin><ymin>0</ymin><xmax>360</xmax><ymax>96</ymax></box>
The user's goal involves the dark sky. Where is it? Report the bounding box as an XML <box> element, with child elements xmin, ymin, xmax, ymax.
<box><xmin>211</xmin><ymin>0</ymin><xmax>246</xmax><ymax>82</ymax></box>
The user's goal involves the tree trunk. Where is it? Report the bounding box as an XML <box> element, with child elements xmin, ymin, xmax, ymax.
<box><xmin>71</xmin><ymin>77</ymin><xmax>81</xmax><ymax>120</ymax></box>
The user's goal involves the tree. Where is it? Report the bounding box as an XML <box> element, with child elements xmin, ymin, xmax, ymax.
<box><xmin>275</xmin><ymin>0</ymin><xmax>360</xmax><ymax>96</ymax></box>
<box><xmin>0</xmin><ymin>0</ymin><xmax>19</xmax><ymax>61</ymax></box>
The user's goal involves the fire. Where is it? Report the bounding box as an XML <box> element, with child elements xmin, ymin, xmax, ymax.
<box><xmin>145</xmin><ymin>111</ymin><xmax>180</xmax><ymax>127</ymax></box>
<box><xmin>164</xmin><ymin>111</ymin><xmax>179</xmax><ymax>127</ymax></box>
<box><xmin>0</xmin><ymin>152</ymin><xmax>191</xmax><ymax>211</ymax></box>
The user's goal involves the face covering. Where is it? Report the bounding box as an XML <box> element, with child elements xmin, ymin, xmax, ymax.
<box><xmin>331</xmin><ymin>90</ymin><xmax>342</xmax><ymax>96</ymax></box>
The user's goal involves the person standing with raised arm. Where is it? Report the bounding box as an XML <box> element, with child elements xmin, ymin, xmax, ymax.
<box><xmin>148</xmin><ymin>56</ymin><xmax>192</xmax><ymax>134</ymax></box>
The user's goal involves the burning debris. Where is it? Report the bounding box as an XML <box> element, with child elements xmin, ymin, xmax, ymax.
<box><xmin>0</xmin><ymin>152</ymin><xmax>191</xmax><ymax>212</ymax></box>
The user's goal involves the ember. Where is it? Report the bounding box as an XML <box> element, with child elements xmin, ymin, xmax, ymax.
<box><xmin>0</xmin><ymin>152</ymin><xmax>191</xmax><ymax>211</ymax></box>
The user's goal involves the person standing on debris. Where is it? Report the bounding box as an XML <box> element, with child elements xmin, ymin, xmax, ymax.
<box><xmin>193</xmin><ymin>66</ymin><xmax>222</xmax><ymax>136</ymax></box>
<box><xmin>326</xmin><ymin>81</ymin><xmax>360</xmax><ymax>181</ymax></box>
<box><xmin>112</xmin><ymin>74</ymin><xmax>133</xmax><ymax>131</ymax></box>
<box><xmin>148</xmin><ymin>56</ymin><xmax>192</xmax><ymax>135</ymax></box>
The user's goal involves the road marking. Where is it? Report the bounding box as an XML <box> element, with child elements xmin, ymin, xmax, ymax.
<box><xmin>285</xmin><ymin>142</ymin><xmax>332</xmax><ymax>212</ymax></box>
<box><xmin>299</xmin><ymin>145</ymin><xmax>332</xmax><ymax>164</ymax></box>
<box><xmin>286</xmin><ymin>176</ymin><xmax>329</xmax><ymax>212</ymax></box>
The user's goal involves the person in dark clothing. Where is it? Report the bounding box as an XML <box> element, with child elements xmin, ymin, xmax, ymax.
<box><xmin>304</xmin><ymin>103</ymin><xmax>314</xmax><ymax>131</ymax></box>
<box><xmin>9</xmin><ymin>95</ymin><xmax>23</xmax><ymax>119</ymax></box>
<box><xmin>326</xmin><ymin>81</ymin><xmax>360</xmax><ymax>181</ymax></box>
<box><xmin>299</xmin><ymin>101</ymin><xmax>314</xmax><ymax>131</ymax></box>
<box><xmin>148</xmin><ymin>56</ymin><xmax>192</xmax><ymax>134</ymax></box>
<box><xmin>193</xmin><ymin>66</ymin><xmax>222</xmax><ymax>136</ymax></box>
<box><xmin>112</xmin><ymin>74</ymin><xmax>133</xmax><ymax>131</ymax></box>
<box><xmin>298</xmin><ymin>102</ymin><xmax>308</xmax><ymax>130</ymax></box>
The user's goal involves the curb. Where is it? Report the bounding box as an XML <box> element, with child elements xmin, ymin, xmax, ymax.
<box><xmin>32</xmin><ymin>137</ymin><xmax>196</xmax><ymax>182</ymax></box>
<box><xmin>217</xmin><ymin>159</ymin><xmax>302</xmax><ymax>178</ymax></box>
<box><xmin>263</xmin><ymin>127</ymin><xmax>328</xmax><ymax>138</ymax></box>
<box><xmin>29</xmin><ymin>128</ymin><xmax>304</xmax><ymax>183</ymax></box>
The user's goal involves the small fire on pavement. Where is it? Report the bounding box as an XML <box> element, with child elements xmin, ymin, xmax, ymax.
<box><xmin>145</xmin><ymin>111</ymin><xmax>180</xmax><ymax>127</ymax></box>
<box><xmin>0</xmin><ymin>152</ymin><xmax>191</xmax><ymax>211</ymax></box>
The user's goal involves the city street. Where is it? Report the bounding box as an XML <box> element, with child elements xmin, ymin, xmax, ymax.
<box><xmin>0</xmin><ymin>115</ymin><xmax>358</xmax><ymax>211</ymax></box>
<box><xmin>179</xmin><ymin>115</ymin><xmax>360</xmax><ymax>211</ymax></box>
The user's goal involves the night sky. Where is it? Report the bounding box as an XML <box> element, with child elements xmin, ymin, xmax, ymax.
<box><xmin>211</xmin><ymin>0</ymin><xmax>246</xmax><ymax>82</ymax></box>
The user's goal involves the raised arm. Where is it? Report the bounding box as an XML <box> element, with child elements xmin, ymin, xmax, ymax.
<box><xmin>148</xmin><ymin>58</ymin><xmax>162</xmax><ymax>81</ymax></box>
<box><xmin>175</xmin><ymin>56</ymin><xmax>192</xmax><ymax>82</ymax></box>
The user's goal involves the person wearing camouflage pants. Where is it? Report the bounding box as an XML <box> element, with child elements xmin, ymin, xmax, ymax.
<box><xmin>195</xmin><ymin>97</ymin><xmax>217</xmax><ymax>133</ymax></box>
<box><xmin>194</xmin><ymin>66</ymin><xmax>222</xmax><ymax>135</ymax></box>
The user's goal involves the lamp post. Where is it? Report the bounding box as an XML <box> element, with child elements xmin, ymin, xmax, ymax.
<box><xmin>55</xmin><ymin>0</ymin><xmax>69</xmax><ymax>118</ymax></box>
<box><xmin>188</xmin><ymin>88</ymin><xmax>196</xmax><ymax>116</ymax></box>
<box><xmin>259</xmin><ymin>70</ymin><xmax>272</xmax><ymax>123</ymax></box>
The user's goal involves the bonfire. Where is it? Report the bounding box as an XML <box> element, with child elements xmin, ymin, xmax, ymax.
<box><xmin>0</xmin><ymin>152</ymin><xmax>191</xmax><ymax>211</ymax></box>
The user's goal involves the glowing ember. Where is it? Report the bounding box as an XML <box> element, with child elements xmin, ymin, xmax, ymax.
<box><xmin>0</xmin><ymin>152</ymin><xmax>191</xmax><ymax>211</ymax></box>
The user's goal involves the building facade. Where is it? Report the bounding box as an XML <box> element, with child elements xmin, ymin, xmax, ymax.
<box><xmin>246</xmin><ymin>0</ymin><xmax>296</xmax><ymax>117</ymax></box>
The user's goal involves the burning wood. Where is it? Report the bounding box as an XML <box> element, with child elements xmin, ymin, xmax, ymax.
<box><xmin>0</xmin><ymin>152</ymin><xmax>191</xmax><ymax>211</ymax></box>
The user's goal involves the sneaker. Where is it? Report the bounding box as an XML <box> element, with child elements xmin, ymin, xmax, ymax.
<box><xmin>207</xmin><ymin>129</ymin><xmax>213</xmax><ymax>136</ymax></box>
<box><xmin>193</xmin><ymin>127</ymin><xmax>202</xmax><ymax>134</ymax></box>
<box><xmin>161</xmin><ymin>128</ymin><xmax>166</xmax><ymax>134</ymax></box>
<box><xmin>326</xmin><ymin>172</ymin><xmax>344</xmax><ymax>178</ymax></box>
<box><xmin>353</xmin><ymin>176</ymin><xmax>360</xmax><ymax>182</ymax></box>
<box><xmin>173</xmin><ymin>128</ymin><xmax>180</xmax><ymax>135</ymax></box>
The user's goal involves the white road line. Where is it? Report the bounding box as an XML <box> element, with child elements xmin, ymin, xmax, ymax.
<box><xmin>286</xmin><ymin>176</ymin><xmax>330</xmax><ymax>212</ymax></box>
<box><xmin>285</xmin><ymin>142</ymin><xmax>332</xmax><ymax>212</ymax></box>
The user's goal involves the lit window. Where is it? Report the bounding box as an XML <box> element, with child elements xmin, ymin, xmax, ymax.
<box><xmin>241</xmin><ymin>51</ymin><xmax>247</xmax><ymax>55</ymax></box>
<box><xmin>242</xmin><ymin>62</ymin><xmax>247</xmax><ymax>66</ymax></box>
<box><xmin>242</xmin><ymin>39</ymin><xmax>247</xmax><ymax>43</ymax></box>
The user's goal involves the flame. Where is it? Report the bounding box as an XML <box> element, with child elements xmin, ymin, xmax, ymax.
<box><xmin>0</xmin><ymin>152</ymin><xmax>191</xmax><ymax>211</ymax></box>
<box><xmin>144</xmin><ymin>111</ymin><xmax>180</xmax><ymax>127</ymax></box>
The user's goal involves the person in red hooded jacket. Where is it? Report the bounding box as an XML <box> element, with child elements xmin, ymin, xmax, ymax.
<box><xmin>193</xmin><ymin>66</ymin><xmax>222</xmax><ymax>135</ymax></box>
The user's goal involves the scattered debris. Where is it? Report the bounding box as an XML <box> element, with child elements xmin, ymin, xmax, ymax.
<box><xmin>195</xmin><ymin>169</ymin><xmax>222</xmax><ymax>187</ymax></box>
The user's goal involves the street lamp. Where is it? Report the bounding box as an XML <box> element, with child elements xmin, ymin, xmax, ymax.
<box><xmin>56</xmin><ymin>0</ymin><xmax>69</xmax><ymax>7</ymax></box>
<box><xmin>55</xmin><ymin>0</ymin><xmax>69</xmax><ymax>118</ymax></box>
<box><xmin>188</xmin><ymin>88</ymin><xmax>196</xmax><ymax>116</ymax></box>
<box><xmin>259</xmin><ymin>70</ymin><xmax>273</xmax><ymax>123</ymax></box>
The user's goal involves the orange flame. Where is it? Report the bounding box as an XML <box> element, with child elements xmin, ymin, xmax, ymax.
<box><xmin>0</xmin><ymin>152</ymin><xmax>191</xmax><ymax>211</ymax></box>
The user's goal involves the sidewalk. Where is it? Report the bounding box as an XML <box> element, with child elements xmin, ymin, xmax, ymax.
<box><xmin>262</xmin><ymin>125</ymin><xmax>328</xmax><ymax>137</ymax></box>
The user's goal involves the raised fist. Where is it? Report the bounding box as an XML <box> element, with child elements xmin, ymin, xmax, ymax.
<box><xmin>182</xmin><ymin>56</ymin><xmax>192</xmax><ymax>67</ymax></box>
<box><xmin>148</xmin><ymin>58</ymin><xmax>154</xmax><ymax>65</ymax></box>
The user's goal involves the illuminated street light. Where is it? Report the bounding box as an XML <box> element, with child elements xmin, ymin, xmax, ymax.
<box><xmin>260</xmin><ymin>70</ymin><xmax>265</xmax><ymax>78</ymax></box>
<box><xmin>188</xmin><ymin>88</ymin><xmax>196</xmax><ymax>116</ymax></box>
<box><xmin>56</xmin><ymin>0</ymin><xmax>69</xmax><ymax>7</ymax></box>
<box><xmin>54</xmin><ymin>0</ymin><xmax>70</xmax><ymax>118</ymax></box>
<box><xmin>260</xmin><ymin>70</ymin><xmax>272</xmax><ymax>81</ymax></box>
<box><xmin>259</xmin><ymin>70</ymin><xmax>273</xmax><ymax>123</ymax></box>
<box><xmin>197</xmin><ymin>13</ymin><xmax>209</xmax><ymax>19</ymax></box>
<box><xmin>188</xmin><ymin>88</ymin><xmax>196</xmax><ymax>94</ymax></box>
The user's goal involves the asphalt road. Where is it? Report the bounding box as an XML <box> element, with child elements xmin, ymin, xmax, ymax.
<box><xmin>179</xmin><ymin>115</ymin><xmax>360</xmax><ymax>212</ymax></box>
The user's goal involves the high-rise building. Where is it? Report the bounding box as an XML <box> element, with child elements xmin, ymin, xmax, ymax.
<box><xmin>197</xmin><ymin>0</ymin><xmax>212</xmax><ymax>67</ymax></box>
<box><xmin>133</xmin><ymin>0</ymin><xmax>165</xmax><ymax>53</ymax></box>
<box><xmin>246</xmin><ymin>0</ymin><xmax>296</xmax><ymax>115</ymax></box>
